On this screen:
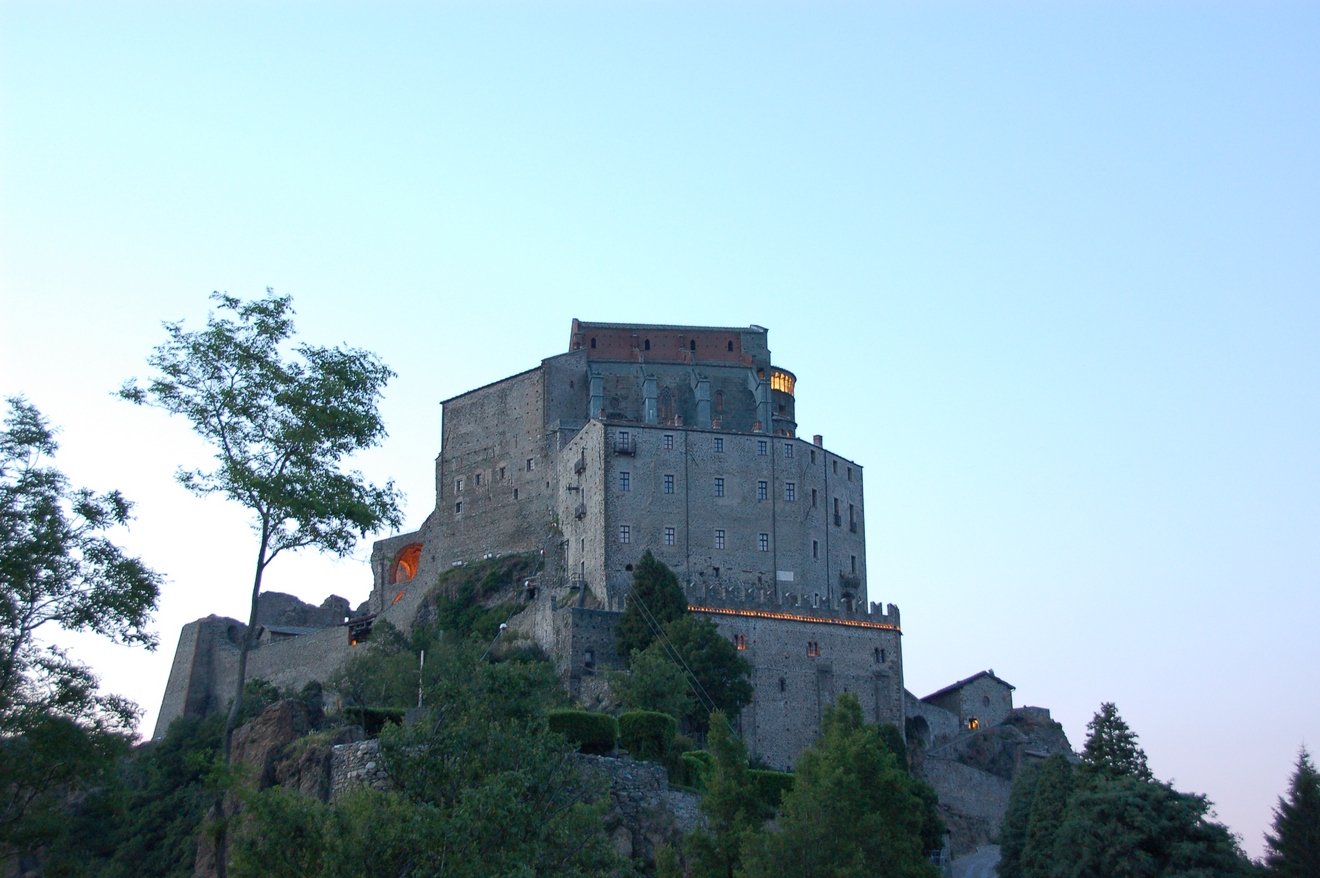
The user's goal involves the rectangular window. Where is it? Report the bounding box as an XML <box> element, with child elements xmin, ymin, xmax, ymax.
<box><xmin>454</xmin><ymin>501</ymin><xmax>462</xmax><ymax>514</ymax></box>
<box><xmin>714</xmin><ymin>477</ymin><xmax>725</xmax><ymax>497</ymax></box>
<box><xmin>713</xmin><ymin>566</ymin><xmax>720</xmax><ymax>577</ymax></box>
<box><xmin>620</xmin><ymin>525</ymin><xmax>631</xmax><ymax>544</ymax></box>
<box><xmin>757</xmin><ymin>480</ymin><xmax>768</xmax><ymax>500</ymax></box>
<box><xmin>785</xmin><ymin>482</ymin><xmax>796</xmax><ymax>502</ymax></box>
<box><xmin>619</xmin><ymin>472</ymin><xmax>631</xmax><ymax>491</ymax></box>
<box><xmin>664</xmin><ymin>527</ymin><xmax>676</xmax><ymax>546</ymax></box>
<box><xmin>832</xmin><ymin>460</ymin><xmax>838</xmax><ymax>474</ymax></box>
<box><xmin>851</xmin><ymin>554</ymin><xmax>857</xmax><ymax>573</ymax></box>
<box><xmin>714</xmin><ymin>437</ymin><xmax>724</xmax><ymax>453</ymax></box>
<box><xmin>526</xmin><ymin>458</ymin><xmax>535</xmax><ymax>471</ymax></box>
<box><xmin>807</xmin><ymin>641</ymin><xmax>820</xmax><ymax>657</ymax></box>
<box><xmin>455</xmin><ymin>478</ymin><xmax>464</xmax><ymax>492</ymax></box>
<box><xmin>810</xmin><ymin>449</ymin><xmax>816</xmax><ymax>464</ymax></box>
<box><xmin>811</xmin><ymin>488</ymin><xmax>817</xmax><ymax>507</ymax></box>
<box><xmin>849</xmin><ymin>503</ymin><xmax>855</xmax><ymax>524</ymax></box>
<box><xmin>663</xmin><ymin>434</ymin><xmax>674</xmax><ymax>450</ymax></box>
<box><xmin>784</xmin><ymin>443</ymin><xmax>793</xmax><ymax>458</ymax></box>
<box><xmin>474</xmin><ymin>473</ymin><xmax>482</xmax><ymax>486</ymax></box>
<box><xmin>499</xmin><ymin>466</ymin><xmax>506</xmax><ymax>480</ymax></box>
<box><xmin>758</xmin><ymin>533</ymin><xmax>769</xmax><ymax>552</ymax></box>
<box><xmin>847</xmin><ymin>466</ymin><xmax>853</xmax><ymax>481</ymax></box>
<box><xmin>715</xmin><ymin>529</ymin><xmax>725</xmax><ymax>550</ymax></box>
<box><xmin>757</xmin><ymin>440</ymin><xmax>767</xmax><ymax>456</ymax></box>
<box><xmin>734</xmin><ymin>634</ymin><xmax>747</xmax><ymax>650</ymax></box>
<box><xmin>812</xmin><ymin>539</ymin><xmax>819</xmax><ymax>559</ymax></box>
<box><xmin>664</xmin><ymin>474</ymin><xmax>675</xmax><ymax>494</ymax></box>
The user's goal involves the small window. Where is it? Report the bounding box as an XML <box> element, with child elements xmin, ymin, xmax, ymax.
<box><xmin>513</xmin><ymin>488</ymin><xmax>519</xmax><ymax>500</ymax></box>
<box><xmin>715</xmin><ymin>529</ymin><xmax>725</xmax><ymax>550</ymax></box>
<box><xmin>968</xmin><ymin>718</ymin><xmax>980</xmax><ymax>730</ymax></box>
<box><xmin>812</xmin><ymin>539</ymin><xmax>819</xmax><ymax>559</ymax></box>
<box><xmin>849</xmin><ymin>504</ymin><xmax>855</xmax><ymax>524</ymax></box>
<box><xmin>454</xmin><ymin>501</ymin><xmax>462</xmax><ymax>514</ymax></box>
<box><xmin>712</xmin><ymin>566</ymin><xmax>720</xmax><ymax>577</ymax></box>
<box><xmin>757</xmin><ymin>480</ymin><xmax>768</xmax><ymax>500</ymax></box>
<box><xmin>779</xmin><ymin>676</ymin><xmax>786</xmax><ymax>692</ymax></box>
<box><xmin>714</xmin><ymin>477</ymin><xmax>725</xmax><ymax>497</ymax></box>
<box><xmin>475</xmin><ymin>473</ymin><xmax>482</xmax><ymax>486</ymax></box>
<box><xmin>880</xmin><ymin>648</ymin><xmax>886</xmax><ymax>663</ymax></box>
<box><xmin>665</xmin><ymin>526</ymin><xmax>676</xmax><ymax>546</ymax></box>
<box><xmin>734</xmin><ymin>634</ymin><xmax>747</xmax><ymax>650</ymax></box>
<box><xmin>757</xmin><ymin>440</ymin><xmax>767</xmax><ymax>456</ymax></box>
<box><xmin>619</xmin><ymin>472</ymin><xmax>631</xmax><ymax>491</ymax></box>
<box><xmin>850</xmin><ymin>554</ymin><xmax>856</xmax><ymax>573</ymax></box>
<box><xmin>590</xmin><ymin>337</ymin><xmax>596</xmax><ymax>348</ymax></box>
<box><xmin>811</xmin><ymin>488</ymin><xmax>817</xmax><ymax>507</ymax></box>
<box><xmin>983</xmin><ymin>695</ymin><xmax>991</xmax><ymax>707</ymax></box>
<box><xmin>455</xmin><ymin>478</ymin><xmax>463</xmax><ymax>492</ymax></box>
<box><xmin>664</xmin><ymin>474</ymin><xmax>675</xmax><ymax>494</ymax></box>
<box><xmin>807</xmin><ymin>641</ymin><xmax>820</xmax><ymax>657</ymax></box>
<box><xmin>585</xmin><ymin>648</ymin><xmax>595</xmax><ymax>670</ymax></box>
<box><xmin>784</xmin><ymin>443</ymin><xmax>793</xmax><ymax>458</ymax></box>
<box><xmin>499</xmin><ymin>466</ymin><xmax>506</xmax><ymax>480</ymax></box>
<box><xmin>832</xmin><ymin>460</ymin><xmax>838</xmax><ymax>474</ymax></box>
<box><xmin>690</xmin><ymin>339</ymin><xmax>696</xmax><ymax>351</ymax></box>
<box><xmin>644</xmin><ymin>339</ymin><xmax>651</xmax><ymax>350</ymax></box>
<box><xmin>526</xmin><ymin>458</ymin><xmax>534</xmax><ymax>471</ymax></box>
<box><xmin>758</xmin><ymin>533</ymin><xmax>769</xmax><ymax>552</ymax></box>
<box><xmin>714</xmin><ymin>436</ymin><xmax>724</xmax><ymax>452</ymax></box>
<box><xmin>874</xmin><ymin>647</ymin><xmax>881</xmax><ymax>663</ymax></box>
<box><xmin>785</xmin><ymin>482</ymin><xmax>796</xmax><ymax>502</ymax></box>
<box><xmin>728</xmin><ymin>340</ymin><xmax>734</xmax><ymax>352</ymax></box>
<box><xmin>663</xmin><ymin>433</ymin><xmax>674</xmax><ymax>450</ymax></box>
<box><xmin>620</xmin><ymin>525</ymin><xmax>631</xmax><ymax>544</ymax></box>
<box><xmin>847</xmin><ymin>466</ymin><xmax>853</xmax><ymax>481</ymax></box>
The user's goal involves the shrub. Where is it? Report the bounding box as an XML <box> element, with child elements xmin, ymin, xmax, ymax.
<box><xmin>342</xmin><ymin>706</ymin><xmax>406</xmax><ymax>737</ymax></box>
<box><xmin>749</xmin><ymin>769</ymin><xmax>795</xmax><ymax>810</ymax></box>
<box><xmin>618</xmin><ymin>711</ymin><xmax>678</xmax><ymax>762</ymax></box>
<box><xmin>547</xmin><ymin>709</ymin><xmax>617</xmax><ymax>755</ymax></box>
<box><xmin>680</xmin><ymin>750</ymin><xmax>716</xmax><ymax>791</ymax></box>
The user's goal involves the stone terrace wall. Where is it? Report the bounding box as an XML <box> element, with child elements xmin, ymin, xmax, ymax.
<box><xmin>330</xmin><ymin>739</ymin><xmax>391</xmax><ymax>799</ymax></box>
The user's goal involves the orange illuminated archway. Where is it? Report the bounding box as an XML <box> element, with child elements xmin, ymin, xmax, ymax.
<box><xmin>391</xmin><ymin>544</ymin><xmax>423</xmax><ymax>584</ymax></box>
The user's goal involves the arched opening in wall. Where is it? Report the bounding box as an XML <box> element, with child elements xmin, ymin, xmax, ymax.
<box><xmin>908</xmin><ymin>715</ymin><xmax>931</xmax><ymax>749</ymax></box>
<box><xmin>967</xmin><ymin>717</ymin><xmax>980</xmax><ymax>730</ymax></box>
<box><xmin>714</xmin><ymin>390</ymin><xmax>724</xmax><ymax>412</ymax></box>
<box><xmin>659</xmin><ymin>387</ymin><xmax>674</xmax><ymax>423</ymax></box>
<box><xmin>391</xmin><ymin>544</ymin><xmax>423</xmax><ymax>584</ymax></box>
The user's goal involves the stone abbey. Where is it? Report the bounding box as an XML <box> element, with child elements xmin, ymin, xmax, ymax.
<box><xmin>155</xmin><ymin>320</ymin><xmax>1072</xmax><ymax>849</ymax></box>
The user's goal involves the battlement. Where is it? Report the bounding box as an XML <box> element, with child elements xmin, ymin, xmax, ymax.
<box><xmin>683</xmin><ymin>581</ymin><xmax>899</xmax><ymax>630</ymax></box>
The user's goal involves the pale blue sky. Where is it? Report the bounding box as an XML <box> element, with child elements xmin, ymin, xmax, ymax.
<box><xmin>2</xmin><ymin>0</ymin><xmax>1317</xmax><ymax>857</ymax></box>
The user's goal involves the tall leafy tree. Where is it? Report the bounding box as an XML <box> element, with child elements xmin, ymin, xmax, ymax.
<box><xmin>0</xmin><ymin>397</ymin><xmax>162</xmax><ymax>853</ymax></box>
<box><xmin>614</xmin><ymin>549</ymin><xmax>688</xmax><ymax>660</ymax></box>
<box><xmin>1264</xmin><ymin>747</ymin><xmax>1320</xmax><ymax>877</ymax></box>
<box><xmin>659</xmin><ymin>615</ymin><xmax>752</xmax><ymax>731</ymax></box>
<box><xmin>120</xmin><ymin>291</ymin><xmax>403</xmax><ymax>753</ymax></box>
<box><xmin>740</xmin><ymin>694</ymin><xmax>938</xmax><ymax>878</ymax></box>
<box><xmin>1078</xmin><ymin>702</ymin><xmax>1151</xmax><ymax>781</ymax></box>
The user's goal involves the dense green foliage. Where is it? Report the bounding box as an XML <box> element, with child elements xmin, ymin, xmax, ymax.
<box><xmin>0</xmin><ymin>398</ymin><xmax>161</xmax><ymax>857</ymax></box>
<box><xmin>998</xmin><ymin>703</ymin><xmax>1255</xmax><ymax>878</ymax></box>
<box><xmin>746</xmin><ymin>769</ymin><xmax>795</xmax><ymax>811</ymax></box>
<box><xmin>120</xmin><ymin>290</ymin><xmax>403</xmax><ymax>750</ymax></box>
<box><xmin>426</xmin><ymin>554</ymin><xmax>538</xmax><ymax>642</ymax></box>
<box><xmin>1265</xmin><ymin>748</ymin><xmax>1320</xmax><ymax>877</ymax></box>
<box><xmin>231</xmin><ymin>643</ymin><xmax>625</xmax><ymax>878</ymax></box>
<box><xmin>614</xmin><ymin>550</ymin><xmax>688</xmax><ymax>659</ymax></box>
<box><xmin>618</xmin><ymin>710</ymin><xmax>678</xmax><ymax>762</ymax></box>
<box><xmin>739</xmin><ymin>695</ymin><xmax>941</xmax><ymax>878</ymax></box>
<box><xmin>684</xmin><ymin>711</ymin><xmax>766</xmax><ymax>878</ymax></box>
<box><xmin>681</xmin><ymin>749</ymin><xmax>717</xmax><ymax>790</ymax></box>
<box><xmin>547</xmin><ymin>709</ymin><xmax>618</xmax><ymax>755</ymax></box>
<box><xmin>609</xmin><ymin>643</ymin><xmax>695</xmax><ymax>721</ymax></box>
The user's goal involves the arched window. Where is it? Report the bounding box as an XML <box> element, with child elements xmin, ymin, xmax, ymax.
<box><xmin>391</xmin><ymin>544</ymin><xmax>423</xmax><ymax>584</ymax></box>
<box><xmin>690</xmin><ymin>339</ymin><xmax>696</xmax><ymax>351</ymax></box>
<box><xmin>714</xmin><ymin>390</ymin><xmax>724</xmax><ymax>412</ymax></box>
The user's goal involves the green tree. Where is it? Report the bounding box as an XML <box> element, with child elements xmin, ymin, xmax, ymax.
<box><xmin>1051</xmin><ymin>775</ymin><xmax>1255</xmax><ymax>878</ymax></box>
<box><xmin>1264</xmin><ymin>747</ymin><xmax>1320</xmax><ymax>877</ymax></box>
<box><xmin>614</xmin><ymin>549</ymin><xmax>688</xmax><ymax>660</ymax></box>
<box><xmin>740</xmin><ymin>694</ymin><xmax>938</xmax><ymax>878</ymax></box>
<box><xmin>1020</xmin><ymin>754</ymin><xmax>1074</xmax><ymax>878</ymax></box>
<box><xmin>609</xmin><ymin>643</ymin><xmax>695</xmax><ymax>721</ymax></box>
<box><xmin>119</xmin><ymin>291</ymin><xmax>402</xmax><ymax>753</ymax></box>
<box><xmin>0</xmin><ymin>398</ymin><xmax>161</xmax><ymax>855</ymax></box>
<box><xmin>1078</xmin><ymin>702</ymin><xmax>1151</xmax><ymax>781</ymax></box>
<box><xmin>997</xmin><ymin>760</ymin><xmax>1041</xmax><ymax>878</ymax></box>
<box><xmin>684</xmin><ymin>711</ymin><xmax>763</xmax><ymax>878</ymax></box>
<box><xmin>660</xmin><ymin>615</ymin><xmax>752</xmax><ymax>731</ymax></box>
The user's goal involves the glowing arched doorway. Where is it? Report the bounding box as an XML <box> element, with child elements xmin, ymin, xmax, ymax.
<box><xmin>391</xmin><ymin>544</ymin><xmax>423</xmax><ymax>584</ymax></box>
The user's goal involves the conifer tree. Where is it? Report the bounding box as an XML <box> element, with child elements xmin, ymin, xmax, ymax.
<box><xmin>1265</xmin><ymin>747</ymin><xmax>1320</xmax><ymax>877</ymax></box>
<box><xmin>997</xmin><ymin>760</ymin><xmax>1041</xmax><ymax>878</ymax></box>
<box><xmin>683</xmin><ymin>711</ymin><xmax>762</xmax><ymax>878</ymax></box>
<box><xmin>1078</xmin><ymin>702</ymin><xmax>1151</xmax><ymax>781</ymax></box>
<box><xmin>1020</xmin><ymin>753</ymin><xmax>1074</xmax><ymax>878</ymax></box>
<box><xmin>614</xmin><ymin>549</ymin><xmax>688</xmax><ymax>661</ymax></box>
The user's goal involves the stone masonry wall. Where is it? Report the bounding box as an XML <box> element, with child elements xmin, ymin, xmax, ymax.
<box><xmin>330</xmin><ymin>739</ymin><xmax>391</xmax><ymax>799</ymax></box>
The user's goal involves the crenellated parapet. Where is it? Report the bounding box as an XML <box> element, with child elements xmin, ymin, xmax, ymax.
<box><xmin>683</xmin><ymin>581</ymin><xmax>899</xmax><ymax>631</ymax></box>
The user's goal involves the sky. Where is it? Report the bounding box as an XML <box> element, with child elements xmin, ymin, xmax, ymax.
<box><xmin>2</xmin><ymin>0</ymin><xmax>1317</xmax><ymax>859</ymax></box>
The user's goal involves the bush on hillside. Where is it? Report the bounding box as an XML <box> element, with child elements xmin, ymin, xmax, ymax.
<box><xmin>680</xmin><ymin>750</ymin><xmax>716</xmax><ymax>791</ymax></box>
<box><xmin>749</xmin><ymin>769</ymin><xmax>796</xmax><ymax>811</ymax></box>
<box><xmin>618</xmin><ymin>711</ymin><xmax>677</xmax><ymax>762</ymax></box>
<box><xmin>547</xmin><ymin>710</ymin><xmax>617</xmax><ymax>755</ymax></box>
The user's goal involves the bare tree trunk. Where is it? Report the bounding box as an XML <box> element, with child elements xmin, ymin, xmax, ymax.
<box><xmin>224</xmin><ymin>529</ymin><xmax>270</xmax><ymax>759</ymax></box>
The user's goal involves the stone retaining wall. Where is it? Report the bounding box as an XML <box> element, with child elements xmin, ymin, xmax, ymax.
<box><xmin>331</xmin><ymin>739</ymin><xmax>391</xmax><ymax>799</ymax></box>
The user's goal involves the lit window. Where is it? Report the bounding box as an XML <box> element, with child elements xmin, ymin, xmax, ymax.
<box><xmin>968</xmin><ymin>718</ymin><xmax>980</xmax><ymax>730</ymax></box>
<box><xmin>664</xmin><ymin>474</ymin><xmax>674</xmax><ymax>494</ymax></box>
<box><xmin>807</xmin><ymin>641</ymin><xmax>820</xmax><ymax>657</ymax></box>
<box><xmin>620</xmin><ymin>525</ymin><xmax>631</xmax><ymax>544</ymax></box>
<box><xmin>734</xmin><ymin>634</ymin><xmax>747</xmax><ymax>650</ymax></box>
<box><xmin>758</xmin><ymin>533</ymin><xmax>769</xmax><ymax>552</ymax></box>
<box><xmin>664</xmin><ymin>527</ymin><xmax>675</xmax><ymax>546</ymax></box>
<box><xmin>714</xmin><ymin>477</ymin><xmax>724</xmax><ymax>497</ymax></box>
<box><xmin>784</xmin><ymin>443</ymin><xmax>793</xmax><ymax>458</ymax></box>
<box><xmin>619</xmin><ymin>472</ymin><xmax>630</xmax><ymax>491</ymax></box>
<box><xmin>757</xmin><ymin>480</ymin><xmax>768</xmax><ymax>500</ymax></box>
<box><xmin>770</xmin><ymin>369</ymin><xmax>796</xmax><ymax>395</ymax></box>
<box><xmin>714</xmin><ymin>437</ymin><xmax>724</xmax><ymax>452</ymax></box>
<box><xmin>715</xmin><ymin>529</ymin><xmax>725</xmax><ymax>550</ymax></box>
<box><xmin>785</xmin><ymin>482</ymin><xmax>796</xmax><ymax>502</ymax></box>
<box><xmin>663</xmin><ymin>434</ymin><xmax>674</xmax><ymax>450</ymax></box>
<box><xmin>757</xmin><ymin>440</ymin><xmax>767</xmax><ymax>456</ymax></box>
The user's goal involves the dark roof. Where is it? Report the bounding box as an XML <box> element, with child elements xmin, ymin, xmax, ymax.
<box><xmin>572</xmin><ymin>320</ymin><xmax>766</xmax><ymax>335</ymax></box>
<box><xmin>920</xmin><ymin>670</ymin><xmax>1015</xmax><ymax>703</ymax></box>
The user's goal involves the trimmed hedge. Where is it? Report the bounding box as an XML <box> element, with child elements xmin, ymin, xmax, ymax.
<box><xmin>618</xmin><ymin>711</ymin><xmax>678</xmax><ymax>762</ymax></box>
<box><xmin>749</xmin><ymin>769</ymin><xmax>796</xmax><ymax>809</ymax></box>
<box><xmin>680</xmin><ymin>750</ymin><xmax>716</xmax><ymax>791</ymax></box>
<box><xmin>548</xmin><ymin>709</ymin><xmax>617</xmax><ymax>755</ymax></box>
